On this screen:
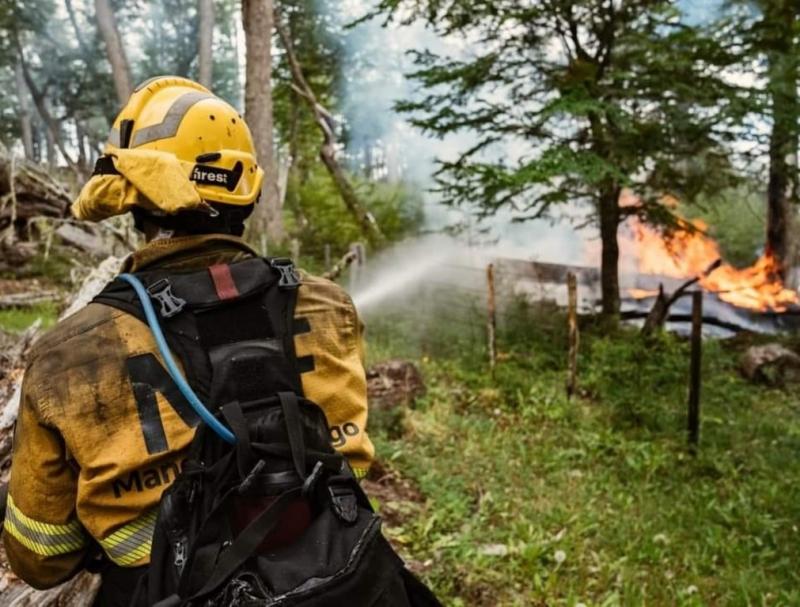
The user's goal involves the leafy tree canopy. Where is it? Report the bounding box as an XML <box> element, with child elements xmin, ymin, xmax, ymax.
<box><xmin>366</xmin><ymin>0</ymin><xmax>748</xmax><ymax>226</ymax></box>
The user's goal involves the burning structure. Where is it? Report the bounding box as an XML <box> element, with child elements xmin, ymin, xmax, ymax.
<box><xmin>627</xmin><ymin>218</ymin><xmax>797</xmax><ymax>311</ymax></box>
<box><xmin>622</xmin><ymin>218</ymin><xmax>800</xmax><ymax>335</ymax></box>
<box><xmin>497</xmin><ymin>216</ymin><xmax>800</xmax><ymax>337</ymax></box>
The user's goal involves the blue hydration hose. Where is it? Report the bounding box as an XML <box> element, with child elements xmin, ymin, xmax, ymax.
<box><xmin>119</xmin><ymin>273</ymin><xmax>236</xmax><ymax>444</ymax></box>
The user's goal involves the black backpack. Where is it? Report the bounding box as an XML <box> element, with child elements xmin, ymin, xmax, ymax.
<box><xmin>94</xmin><ymin>257</ymin><xmax>441</xmax><ymax>607</ymax></box>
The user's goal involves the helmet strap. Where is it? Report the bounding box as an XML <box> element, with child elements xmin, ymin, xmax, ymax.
<box><xmin>132</xmin><ymin>203</ymin><xmax>254</xmax><ymax>238</ymax></box>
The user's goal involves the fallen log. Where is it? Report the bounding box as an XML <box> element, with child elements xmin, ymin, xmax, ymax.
<box><xmin>54</xmin><ymin>223</ymin><xmax>108</xmax><ymax>257</ymax></box>
<box><xmin>0</xmin><ymin>145</ymin><xmax>71</xmax><ymax>239</ymax></box>
<box><xmin>0</xmin><ymin>570</ymin><xmax>101</xmax><ymax>607</ymax></box>
<box><xmin>0</xmin><ymin>242</ymin><xmax>37</xmax><ymax>274</ymax></box>
<box><xmin>0</xmin><ymin>292</ymin><xmax>59</xmax><ymax>310</ymax></box>
<box><xmin>641</xmin><ymin>258</ymin><xmax>721</xmax><ymax>335</ymax></box>
<box><xmin>59</xmin><ymin>256</ymin><xmax>124</xmax><ymax>319</ymax></box>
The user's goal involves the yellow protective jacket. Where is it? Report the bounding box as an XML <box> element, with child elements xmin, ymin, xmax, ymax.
<box><xmin>4</xmin><ymin>235</ymin><xmax>374</xmax><ymax>589</ymax></box>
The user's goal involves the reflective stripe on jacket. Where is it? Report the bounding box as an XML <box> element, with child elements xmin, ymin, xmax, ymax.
<box><xmin>4</xmin><ymin>234</ymin><xmax>374</xmax><ymax>589</ymax></box>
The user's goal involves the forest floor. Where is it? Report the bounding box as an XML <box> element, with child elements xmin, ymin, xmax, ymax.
<box><xmin>363</xmin><ymin>303</ymin><xmax>800</xmax><ymax>607</ymax></box>
<box><xmin>1</xmin><ymin>287</ymin><xmax>799</xmax><ymax>606</ymax></box>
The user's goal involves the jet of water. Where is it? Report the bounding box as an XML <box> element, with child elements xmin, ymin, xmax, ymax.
<box><xmin>350</xmin><ymin>236</ymin><xmax>479</xmax><ymax>312</ymax></box>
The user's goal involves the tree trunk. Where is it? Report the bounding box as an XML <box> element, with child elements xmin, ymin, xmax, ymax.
<box><xmin>288</xmin><ymin>91</ymin><xmax>300</xmax><ymax>174</ymax></box>
<box><xmin>14</xmin><ymin>61</ymin><xmax>33</xmax><ymax>160</ymax></box>
<box><xmin>231</xmin><ymin>8</ymin><xmax>243</xmax><ymax>108</ymax></box>
<box><xmin>94</xmin><ymin>0</ymin><xmax>133</xmax><ymax>104</ymax></box>
<box><xmin>65</xmin><ymin>0</ymin><xmax>91</xmax><ymax>58</ymax></box>
<box><xmin>18</xmin><ymin>55</ymin><xmax>81</xmax><ymax>174</ymax></box>
<box><xmin>76</xmin><ymin>120</ymin><xmax>88</xmax><ymax>173</ymax></box>
<box><xmin>44</xmin><ymin>118</ymin><xmax>57</xmax><ymax>168</ymax></box>
<box><xmin>598</xmin><ymin>185</ymin><xmax>621</xmax><ymax>317</ymax></box>
<box><xmin>242</xmin><ymin>0</ymin><xmax>284</xmax><ymax>248</ymax></box>
<box><xmin>318</xmin><ymin>146</ymin><xmax>382</xmax><ymax>246</ymax></box>
<box><xmin>765</xmin><ymin>2</ymin><xmax>799</xmax><ymax>275</ymax></box>
<box><xmin>275</xmin><ymin>14</ymin><xmax>384</xmax><ymax>247</ymax></box>
<box><xmin>31</xmin><ymin>120</ymin><xmax>42</xmax><ymax>163</ymax></box>
<box><xmin>198</xmin><ymin>0</ymin><xmax>215</xmax><ymax>87</ymax></box>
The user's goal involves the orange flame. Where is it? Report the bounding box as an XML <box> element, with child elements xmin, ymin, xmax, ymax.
<box><xmin>628</xmin><ymin>288</ymin><xmax>660</xmax><ymax>300</ymax></box>
<box><xmin>629</xmin><ymin>219</ymin><xmax>798</xmax><ymax>312</ymax></box>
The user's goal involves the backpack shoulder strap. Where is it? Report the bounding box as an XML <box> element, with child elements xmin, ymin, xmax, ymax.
<box><xmin>93</xmin><ymin>257</ymin><xmax>280</xmax><ymax>312</ymax></box>
<box><xmin>93</xmin><ymin>276</ymin><xmax>144</xmax><ymax>321</ymax></box>
<box><xmin>92</xmin><ymin>256</ymin><xmax>306</xmax><ymax>401</ymax></box>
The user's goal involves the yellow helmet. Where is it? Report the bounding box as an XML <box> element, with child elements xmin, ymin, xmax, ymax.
<box><xmin>108</xmin><ymin>76</ymin><xmax>263</xmax><ymax>206</ymax></box>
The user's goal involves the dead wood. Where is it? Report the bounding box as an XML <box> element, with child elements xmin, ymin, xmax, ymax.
<box><xmin>641</xmin><ymin>258</ymin><xmax>721</xmax><ymax>335</ymax></box>
<box><xmin>0</xmin><ymin>144</ymin><xmax>131</xmax><ymax>270</ymax></box>
<box><xmin>59</xmin><ymin>256</ymin><xmax>124</xmax><ymax>319</ymax></box>
<box><xmin>54</xmin><ymin>223</ymin><xmax>109</xmax><ymax>256</ymax></box>
<box><xmin>0</xmin><ymin>292</ymin><xmax>59</xmax><ymax>310</ymax></box>
<box><xmin>275</xmin><ymin>13</ymin><xmax>383</xmax><ymax>247</ymax></box>
<box><xmin>322</xmin><ymin>249</ymin><xmax>358</xmax><ymax>281</ymax></box>
<box><xmin>0</xmin><ymin>570</ymin><xmax>100</xmax><ymax>607</ymax></box>
<box><xmin>0</xmin><ymin>243</ymin><xmax>37</xmax><ymax>274</ymax></box>
<box><xmin>0</xmin><ymin>145</ymin><xmax>71</xmax><ymax>241</ymax></box>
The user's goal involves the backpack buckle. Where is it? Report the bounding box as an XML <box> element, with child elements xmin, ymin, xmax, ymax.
<box><xmin>269</xmin><ymin>258</ymin><xmax>301</xmax><ymax>290</ymax></box>
<box><xmin>147</xmin><ymin>279</ymin><xmax>187</xmax><ymax>318</ymax></box>
<box><xmin>238</xmin><ymin>460</ymin><xmax>266</xmax><ymax>495</ymax></box>
<box><xmin>302</xmin><ymin>461</ymin><xmax>325</xmax><ymax>497</ymax></box>
<box><xmin>328</xmin><ymin>479</ymin><xmax>358</xmax><ymax>524</ymax></box>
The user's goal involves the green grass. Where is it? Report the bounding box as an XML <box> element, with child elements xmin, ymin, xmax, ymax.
<box><xmin>0</xmin><ymin>302</ymin><xmax>58</xmax><ymax>334</ymax></box>
<box><xmin>364</xmin><ymin>300</ymin><xmax>800</xmax><ymax>606</ymax></box>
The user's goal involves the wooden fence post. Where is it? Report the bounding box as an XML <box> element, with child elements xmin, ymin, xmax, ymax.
<box><xmin>486</xmin><ymin>263</ymin><xmax>497</xmax><ymax>374</ymax></box>
<box><xmin>349</xmin><ymin>242</ymin><xmax>366</xmax><ymax>291</ymax></box>
<box><xmin>688</xmin><ymin>291</ymin><xmax>703</xmax><ymax>451</ymax></box>
<box><xmin>567</xmin><ymin>272</ymin><xmax>579</xmax><ymax>399</ymax></box>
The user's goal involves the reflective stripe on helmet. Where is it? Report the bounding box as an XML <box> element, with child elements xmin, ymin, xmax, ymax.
<box><xmin>3</xmin><ymin>494</ymin><xmax>87</xmax><ymax>556</ymax></box>
<box><xmin>107</xmin><ymin>127</ymin><xmax>121</xmax><ymax>147</ymax></box>
<box><xmin>99</xmin><ymin>508</ymin><xmax>158</xmax><ymax>566</ymax></box>
<box><xmin>131</xmin><ymin>91</ymin><xmax>214</xmax><ymax>147</ymax></box>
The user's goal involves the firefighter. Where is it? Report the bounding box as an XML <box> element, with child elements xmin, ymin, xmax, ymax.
<box><xmin>3</xmin><ymin>76</ymin><xmax>373</xmax><ymax>605</ymax></box>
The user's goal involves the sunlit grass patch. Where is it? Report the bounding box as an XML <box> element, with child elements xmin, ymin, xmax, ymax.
<box><xmin>366</xmin><ymin>304</ymin><xmax>800</xmax><ymax>606</ymax></box>
<box><xmin>0</xmin><ymin>302</ymin><xmax>58</xmax><ymax>334</ymax></box>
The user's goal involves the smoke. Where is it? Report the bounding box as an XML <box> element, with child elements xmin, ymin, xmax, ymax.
<box><xmin>317</xmin><ymin>1</ymin><xmax>780</xmax><ymax>324</ymax></box>
<box><xmin>322</xmin><ymin>1</ymin><xmax>596</xmax><ymax>306</ymax></box>
<box><xmin>313</xmin><ymin>1</ymin><xmax>616</xmax><ymax>316</ymax></box>
<box><xmin>329</xmin><ymin>3</ymin><xmax>473</xmax><ymax>190</ymax></box>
